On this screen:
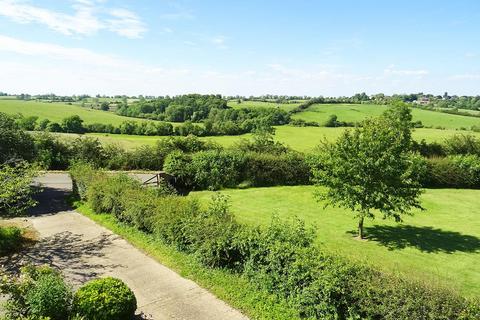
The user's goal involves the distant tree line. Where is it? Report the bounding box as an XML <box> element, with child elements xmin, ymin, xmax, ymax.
<box><xmin>10</xmin><ymin>110</ymin><xmax>289</xmax><ymax>137</ymax></box>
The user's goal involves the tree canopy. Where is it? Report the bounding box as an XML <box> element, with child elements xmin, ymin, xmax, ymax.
<box><xmin>312</xmin><ymin>104</ymin><xmax>425</xmax><ymax>238</ymax></box>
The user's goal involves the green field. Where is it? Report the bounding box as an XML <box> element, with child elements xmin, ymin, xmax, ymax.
<box><xmin>191</xmin><ymin>186</ymin><xmax>480</xmax><ymax>297</ymax></box>
<box><xmin>292</xmin><ymin>104</ymin><xmax>480</xmax><ymax>129</ymax></box>
<box><xmin>227</xmin><ymin>100</ymin><xmax>302</xmax><ymax>111</ymax></box>
<box><xmin>0</xmin><ymin>99</ymin><xmax>153</xmax><ymax>126</ymax></box>
<box><xmin>82</xmin><ymin>126</ymin><xmax>480</xmax><ymax>151</ymax></box>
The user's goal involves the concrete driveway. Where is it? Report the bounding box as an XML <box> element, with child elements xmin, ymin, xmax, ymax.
<box><xmin>2</xmin><ymin>172</ymin><xmax>248</xmax><ymax>320</ymax></box>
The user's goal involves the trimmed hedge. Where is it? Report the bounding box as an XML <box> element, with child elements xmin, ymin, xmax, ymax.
<box><xmin>71</xmin><ymin>166</ymin><xmax>480</xmax><ymax>320</ymax></box>
<box><xmin>424</xmin><ymin>155</ymin><xmax>480</xmax><ymax>188</ymax></box>
<box><xmin>73</xmin><ymin>277</ymin><xmax>137</xmax><ymax>320</ymax></box>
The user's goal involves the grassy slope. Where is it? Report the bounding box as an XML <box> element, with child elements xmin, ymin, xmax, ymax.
<box><xmin>192</xmin><ymin>186</ymin><xmax>480</xmax><ymax>297</ymax></box>
<box><xmin>84</xmin><ymin>127</ymin><xmax>480</xmax><ymax>151</ymax></box>
<box><xmin>227</xmin><ymin>100</ymin><xmax>302</xmax><ymax>112</ymax></box>
<box><xmin>292</xmin><ymin>104</ymin><xmax>480</xmax><ymax>129</ymax></box>
<box><xmin>0</xmin><ymin>99</ymin><xmax>154</xmax><ymax>126</ymax></box>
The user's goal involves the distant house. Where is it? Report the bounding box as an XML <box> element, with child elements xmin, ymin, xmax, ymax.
<box><xmin>415</xmin><ymin>96</ymin><xmax>430</xmax><ymax>105</ymax></box>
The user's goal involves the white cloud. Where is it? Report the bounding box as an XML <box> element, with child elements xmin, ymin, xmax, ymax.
<box><xmin>0</xmin><ymin>35</ymin><xmax>478</xmax><ymax>96</ymax></box>
<box><xmin>384</xmin><ymin>65</ymin><xmax>429</xmax><ymax>76</ymax></box>
<box><xmin>0</xmin><ymin>34</ymin><xmax>125</xmax><ymax>66</ymax></box>
<box><xmin>449</xmin><ymin>74</ymin><xmax>480</xmax><ymax>80</ymax></box>
<box><xmin>0</xmin><ymin>0</ymin><xmax>146</xmax><ymax>38</ymax></box>
<box><xmin>211</xmin><ymin>35</ymin><xmax>227</xmax><ymax>49</ymax></box>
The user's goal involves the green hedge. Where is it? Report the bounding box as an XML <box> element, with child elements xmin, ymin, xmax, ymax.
<box><xmin>424</xmin><ymin>155</ymin><xmax>480</xmax><ymax>188</ymax></box>
<box><xmin>70</xmin><ymin>165</ymin><xmax>480</xmax><ymax>319</ymax></box>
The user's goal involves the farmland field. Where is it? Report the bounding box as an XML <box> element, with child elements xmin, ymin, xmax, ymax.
<box><xmin>192</xmin><ymin>186</ymin><xmax>480</xmax><ymax>297</ymax></box>
<box><xmin>292</xmin><ymin>103</ymin><xmax>480</xmax><ymax>129</ymax></box>
<box><xmin>0</xmin><ymin>99</ymin><xmax>157</xmax><ymax>126</ymax></box>
<box><xmin>227</xmin><ymin>100</ymin><xmax>303</xmax><ymax>111</ymax></box>
<box><xmin>81</xmin><ymin>126</ymin><xmax>480</xmax><ymax>151</ymax></box>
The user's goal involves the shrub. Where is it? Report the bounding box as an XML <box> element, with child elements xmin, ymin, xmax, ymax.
<box><xmin>0</xmin><ymin>265</ymin><xmax>72</xmax><ymax>320</ymax></box>
<box><xmin>26</xmin><ymin>273</ymin><xmax>72</xmax><ymax>320</ymax></box>
<box><xmin>425</xmin><ymin>155</ymin><xmax>480</xmax><ymax>188</ymax></box>
<box><xmin>242</xmin><ymin>152</ymin><xmax>311</xmax><ymax>187</ymax></box>
<box><xmin>33</xmin><ymin>132</ymin><xmax>71</xmax><ymax>170</ymax></box>
<box><xmin>69</xmin><ymin>162</ymin><xmax>100</xmax><ymax>200</ymax></box>
<box><xmin>189</xmin><ymin>150</ymin><xmax>244</xmax><ymax>190</ymax></box>
<box><xmin>185</xmin><ymin>194</ymin><xmax>244</xmax><ymax>268</ymax></box>
<box><xmin>149</xmin><ymin>196</ymin><xmax>200</xmax><ymax>250</ymax></box>
<box><xmin>0</xmin><ymin>112</ymin><xmax>35</xmax><ymax>163</ymax></box>
<box><xmin>444</xmin><ymin>134</ymin><xmax>480</xmax><ymax>156</ymax></box>
<box><xmin>70</xmin><ymin>137</ymin><xmax>105</xmax><ymax>167</ymax></box>
<box><xmin>86</xmin><ymin>174</ymin><xmax>141</xmax><ymax>218</ymax></box>
<box><xmin>73</xmin><ymin>277</ymin><xmax>137</xmax><ymax>320</ymax></box>
<box><xmin>0</xmin><ymin>162</ymin><xmax>38</xmax><ymax>216</ymax></box>
<box><xmin>0</xmin><ymin>226</ymin><xmax>24</xmax><ymax>255</ymax></box>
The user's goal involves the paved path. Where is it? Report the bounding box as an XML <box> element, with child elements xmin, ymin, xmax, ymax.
<box><xmin>2</xmin><ymin>173</ymin><xmax>248</xmax><ymax>320</ymax></box>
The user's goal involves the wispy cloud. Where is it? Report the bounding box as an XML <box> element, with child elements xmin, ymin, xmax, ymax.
<box><xmin>159</xmin><ymin>11</ymin><xmax>194</xmax><ymax>20</ymax></box>
<box><xmin>449</xmin><ymin>73</ymin><xmax>480</xmax><ymax>80</ymax></box>
<box><xmin>0</xmin><ymin>34</ymin><xmax>125</xmax><ymax>66</ymax></box>
<box><xmin>211</xmin><ymin>35</ymin><xmax>228</xmax><ymax>49</ymax></box>
<box><xmin>0</xmin><ymin>0</ymin><xmax>146</xmax><ymax>38</ymax></box>
<box><xmin>384</xmin><ymin>65</ymin><xmax>429</xmax><ymax>76</ymax></box>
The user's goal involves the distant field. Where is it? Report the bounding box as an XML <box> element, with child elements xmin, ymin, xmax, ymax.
<box><xmin>227</xmin><ymin>100</ymin><xmax>302</xmax><ymax>112</ymax></box>
<box><xmin>292</xmin><ymin>104</ymin><xmax>480</xmax><ymax>129</ymax></box>
<box><xmin>81</xmin><ymin>127</ymin><xmax>480</xmax><ymax>151</ymax></box>
<box><xmin>192</xmin><ymin>186</ymin><xmax>480</xmax><ymax>297</ymax></box>
<box><xmin>0</xmin><ymin>100</ymin><xmax>153</xmax><ymax>126</ymax></box>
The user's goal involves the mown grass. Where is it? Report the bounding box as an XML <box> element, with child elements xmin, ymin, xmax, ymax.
<box><xmin>292</xmin><ymin>103</ymin><xmax>480</xmax><ymax>129</ymax></box>
<box><xmin>0</xmin><ymin>99</ymin><xmax>156</xmax><ymax>126</ymax></box>
<box><xmin>81</xmin><ymin>126</ymin><xmax>480</xmax><ymax>151</ymax></box>
<box><xmin>75</xmin><ymin>203</ymin><xmax>300</xmax><ymax>320</ymax></box>
<box><xmin>191</xmin><ymin>186</ymin><xmax>480</xmax><ymax>297</ymax></box>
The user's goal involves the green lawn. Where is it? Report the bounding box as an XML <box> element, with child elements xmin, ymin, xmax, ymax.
<box><xmin>227</xmin><ymin>100</ymin><xmax>302</xmax><ymax>112</ymax></box>
<box><xmin>82</xmin><ymin>126</ymin><xmax>480</xmax><ymax>151</ymax></box>
<box><xmin>0</xmin><ymin>99</ymin><xmax>153</xmax><ymax>126</ymax></box>
<box><xmin>191</xmin><ymin>186</ymin><xmax>480</xmax><ymax>297</ymax></box>
<box><xmin>292</xmin><ymin>104</ymin><xmax>480</xmax><ymax>129</ymax></box>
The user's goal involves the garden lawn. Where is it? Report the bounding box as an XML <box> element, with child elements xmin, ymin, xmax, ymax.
<box><xmin>192</xmin><ymin>186</ymin><xmax>480</xmax><ymax>297</ymax></box>
<box><xmin>292</xmin><ymin>103</ymin><xmax>480</xmax><ymax>129</ymax></box>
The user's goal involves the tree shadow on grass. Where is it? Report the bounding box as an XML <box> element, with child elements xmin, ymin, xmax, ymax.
<box><xmin>361</xmin><ymin>225</ymin><xmax>480</xmax><ymax>253</ymax></box>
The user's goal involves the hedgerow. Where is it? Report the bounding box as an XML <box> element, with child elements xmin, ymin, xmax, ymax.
<box><xmin>70</xmin><ymin>166</ymin><xmax>480</xmax><ymax>319</ymax></box>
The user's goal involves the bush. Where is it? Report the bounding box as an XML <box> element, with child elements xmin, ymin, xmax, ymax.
<box><xmin>185</xmin><ymin>194</ymin><xmax>244</xmax><ymax>268</ymax></box>
<box><xmin>0</xmin><ymin>112</ymin><xmax>35</xmax><ymax>163</ymax></box>
<box><xmin>189</xmin><ymin>150</ymin><xmax>244</xmax><ymax>190</ymax></box>
<box><xmin>0</xmin><ymin>162</ymin><xmax>38</xmax><ymax>216</ymax></box>
<box><xmin>70</xmin><ymin>162</ymin><xmax>100</xmax><ymax>200</ymax></box>
<box><xmin>73</xmin><ymin>277</ymin><xmax>137</xmax><ymax>320</ymax></box>
<box><xmin>425</xmin><ymin>155</ymin><xmax>480</xmax><ymax>188</ymax></box>
<box><xmin>0</xmin><ymin>226</ymin><xmax>24</xmax><ymax>255</ymax></box>
<box><xmin>242</xmin><ymin>152</ymin><xmax>311</xmax><ymax>187</ymax></box>
<box><xmin>86</xmin><ymin>173</ymin><xmax>141</xmax><ymax>218</ymax></box>
<box><xmin>0</xmin><ymin>265</ymin><xmax>72</xmax><ymax>320</ymax></box>
<box><xmin>26</xmin><ymin>272</ymin><xmax>72</xmax><ymax>320</ymax></box>
<box><xmin>444</xmin><ymin>134</ymin><xmax>480</xmax><ymax>156</ymax></box>
<box><xmin>33</xmin><ymin>132</ymin><xmax>71</xmax><ymax>170</ymax></box>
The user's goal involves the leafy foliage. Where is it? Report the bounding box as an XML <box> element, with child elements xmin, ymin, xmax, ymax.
<box><xmin>73</xmin><ymin>277</ymin><xmax>137</xmax><ymax>320</ymax></box>
<box><xmin>0</xmin><ymin>265</ymin><xmax>72</xmax><ymax>320</ymax></box>
<box><xmin>0</xmin><ymin>162</ymin><xmax>39</xmax><ymax>216</ymax></box>
<box><xmin>312</xmin><ymin>104</ymin><xmax>426</xmax><ymax>238</ymax></box>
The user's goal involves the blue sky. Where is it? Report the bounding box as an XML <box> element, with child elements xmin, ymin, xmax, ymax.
<box><xmin>0</xmin><ymin>0</ymin><xmax>479</xmax><ymax>96</ymax></box>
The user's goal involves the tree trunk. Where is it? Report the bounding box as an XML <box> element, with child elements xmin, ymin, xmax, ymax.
<box><xmin>358</xmin><ymin>216</ymin><xmax>364</xmax><ymax>239</ymax></box>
